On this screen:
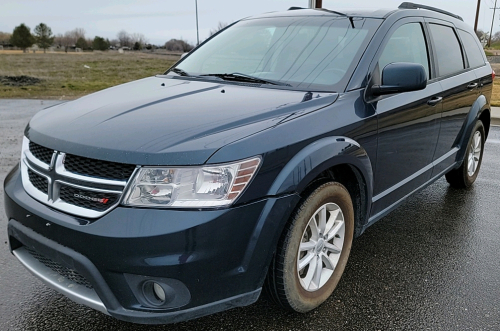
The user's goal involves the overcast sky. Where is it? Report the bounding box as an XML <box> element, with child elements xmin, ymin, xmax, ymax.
<box><xmin>0</xmin><ymin>0</ymin><xmax>496</xmax><ymax>45</ymax></box>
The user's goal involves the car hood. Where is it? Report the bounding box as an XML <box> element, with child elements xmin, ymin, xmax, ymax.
<box><xmin>26</xmin><ymin>76</ymin><xmax>338</xmax><ymax>165</ymax></box>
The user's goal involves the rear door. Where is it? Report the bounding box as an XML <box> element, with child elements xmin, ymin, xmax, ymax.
<box><xmin>425</xmin><ymin>20</ymin><xmax>480</xmax><ymax>176</ymax></box>
<box><xmin>456</xmin><ymin>28</ymin><xmax>493</xmax><ymax>116</ymax></box>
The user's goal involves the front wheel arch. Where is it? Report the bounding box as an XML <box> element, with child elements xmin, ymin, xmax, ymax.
<box><xmin>267</xmin><ymin>136</ymin><xmax>373</xmax><ymax>236</ymax></box>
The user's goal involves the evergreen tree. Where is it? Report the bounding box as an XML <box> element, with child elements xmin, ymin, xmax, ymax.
<box><xmin>10</xmin><ymin>24</ymin><xmax>34</xmax><ymax>52</ymax></box>
<box><xmin>75</xmin><ymin>37</ymin><xmax>88</xmax><ymax>50</ymax></box>
<box><xmin>93</xmin><ymin>36</ymin><xmax>109</xmax><ymax>51</ymax></box>
<box><xmin>34</xmin><ymin>23</ymin><xmax>54</xmax><ymax>53</ymax></box>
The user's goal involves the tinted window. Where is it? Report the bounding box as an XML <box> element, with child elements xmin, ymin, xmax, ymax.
<box><xmin>429</xmin><ymin>24</ymin><xmax>464</xmax><ymax>77</ymax></box>
<box><xmin>379</xmin><ymin>23</ymin><xmax>430</xmax><ymax>79</ymax></box>
<box><xmin>458</xmin><ymin>29</ymin><xmax>485</xmax><ymax>68</ymax></box>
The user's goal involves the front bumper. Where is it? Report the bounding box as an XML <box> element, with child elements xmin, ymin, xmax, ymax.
<box><xmin>4</xmin><ymin>165</ymin><xmax>299</xmax><ymax>324</ymax></box>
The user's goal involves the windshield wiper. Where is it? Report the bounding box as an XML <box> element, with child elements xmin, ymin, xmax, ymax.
<box><xmin>170</xmin><ymin>67</ymin><xmax>191</xmax><ymax>76</ymax></box>
<box><xmin>201</xmin><ymin>73</ymin><xmax>292</xmax><ymax>87</ymax></box>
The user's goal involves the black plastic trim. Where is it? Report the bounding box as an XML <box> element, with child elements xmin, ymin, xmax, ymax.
<box><xmin>399</xmin><ymin>2</ymin><xmax>463</xmax><ymax>21</ymax></box>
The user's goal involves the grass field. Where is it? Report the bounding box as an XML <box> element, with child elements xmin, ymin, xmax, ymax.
<box><xmin>489</xmin><ymin>63</ymin><xmax>500</xmax><ymax>107</ymax></box>
<box><xmin>1</xmin><ymin>50</ymin><xmax>500</xmax><ymax>107</ymax></box>
<box><xmin>0</xmin><ymin>50</ymin><xmax>177</xmax><ymax>99</ymax></box>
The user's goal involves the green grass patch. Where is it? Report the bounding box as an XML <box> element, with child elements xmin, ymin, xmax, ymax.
<box><xmin>0</xmin><ymin>51</ymin><xmax>177</xmax><ymax>99</ymax></box>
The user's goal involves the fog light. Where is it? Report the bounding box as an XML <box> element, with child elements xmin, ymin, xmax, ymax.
<box><xmin>153</xmin><ymin>282</ymin><xmax>166</xmax><ymax>302</ymax></box>
<box><xmin>141</xmin><ymin>280</ymin><xmax>173</xmax><ymax>307</ymax></box>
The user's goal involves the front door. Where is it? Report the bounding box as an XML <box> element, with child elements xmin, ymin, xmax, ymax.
<box><xmin>370</xmin><ymin>19</ymin><xmax>442</xmax><ymax>217</ymax></box>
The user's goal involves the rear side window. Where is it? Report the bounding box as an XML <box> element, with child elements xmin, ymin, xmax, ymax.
<box><xmin>429</xmin><ymin>24</ymin><xmax>465</xmax><ymax>77</ymax></box>
<box><xmin>458</xmin><ymin>29</ymin><xmax>485</xmax><ymax>68</ymax></box>
<box><xmin>378</xmin><ymin>23</ymin><xmax>430</xmax><ymax>79</ymax></box>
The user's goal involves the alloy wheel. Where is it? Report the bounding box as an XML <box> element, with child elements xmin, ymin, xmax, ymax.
<box><xmin>297</xmin><ymin>202</ymin><xmax>345</xmax><ymax>292</ymax></box>
<box><xmin>467</xmin><ymin>131</ymin><xmax>482</xmax><ymax>177</ymax></box>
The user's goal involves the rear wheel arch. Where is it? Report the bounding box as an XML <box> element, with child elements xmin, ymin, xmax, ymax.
<box><xmin>478</xmin><ymin>108</ymin><xmax>490</xmax><ymax>139</ymax></box>
<box><xmin>454</xmin><ymin>96</ymin><xmax>489</xmax><ymax>164</ymax></box>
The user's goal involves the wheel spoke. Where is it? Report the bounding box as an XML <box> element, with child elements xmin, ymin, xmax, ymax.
<box><xmin>299</xmin><ymin>241</ymin><xmax>316</xmax><ymax>252</ymax></box>
<box><xmin>324</xmin><ymin>208</ymin><xmax>340</xmax><ymax>235</ymax></box>
<box><xmin>474</xmin><ymin>132</ymin><xmax>481</xmax><ymax>150</ymax></box>
<box><xmin>302</xmin><ymin>255</ymin><xmax>318</xmax><ymax>289</ymax></box>
<box><xmin>308</xmin><ymin>216</ymin><xmax>320</xmax><ymax>240</ymax></box>
<box><xmin>326</xmin><ymin>220</ymin><xmax>344</xmax><ymax>241</ymax></box>
<box><xmin>298</xmin><ymin>251</ymin><xmax>315</xmax><ymax>271</ymax></box>
<box><xmin>467</xmin><ymin>131</ymin><xmax>482</xmax><ymax>177</ymax></box>
<box><xmin>321</xmin><ymin>252</ymin><xmax>336</xmax><ymax>270</ymax></box>
<box><xmin>312</xmin><ymin>255</ymin><xmax>323</xmax><ymax>289</ymax></box>
<box><xmin>324</xmin><ymin>242</ymin><xmax>341</xmax><ymax>254</ymax></box>
<box><xmin>318</xmin><ymin>206</ymin><xmax>327</xmax><ymax>233</ymax></box>
<box><xmin>468</xmin><ymin>155</ymin><xmax>474</xmax><ymax>173</ymax></box>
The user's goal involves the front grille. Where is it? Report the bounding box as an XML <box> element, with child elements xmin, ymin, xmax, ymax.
<box><xmin>59</xmin><ymin>185</ymin><xmax>120</xmax><ymax>212</ymax></box>
<box><xmin>22</xmin><ymin>137</ymin><xmax>132</xmax><ymax>218</ymax></box>
<box><xmin>29</xmin><ymin>142</ymin><xmax>54</xmax><ymax>164</ymax></box>
<box><xmin>64</xmin><ymin>154</ymin><xmax>136</xmax><ymax>181</ymax></box>
<box><xmin>28</xmin><ymin>169</ymin><xmax>48</xmax><ymax>194</ymax></box>
<box><xmin>25</xmin><ymin>247</ymin><xmax>93</xmax><ymax>289</ymax></box>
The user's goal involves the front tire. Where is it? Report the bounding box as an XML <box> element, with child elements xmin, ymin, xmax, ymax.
<box><xmin>445</xmin><ymin>120</ymin><xmax>485</xmax><ymax>188</ymax></box>
<box><xmin>265</xmin><ymin>182</ymin><xmax>354</xmax><ymax>313</ymax></box>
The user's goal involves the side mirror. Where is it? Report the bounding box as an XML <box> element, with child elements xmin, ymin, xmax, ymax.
<box><xmin>372</xmin><ymin>62</ymin><xmax>427</xmax><ymax>96</ymax></box>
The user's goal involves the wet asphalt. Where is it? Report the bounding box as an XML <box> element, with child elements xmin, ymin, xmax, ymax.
<box><xmin>1</xmin><ymin>99</ymin><xmax>499</xmax><ymax>330</ymax></box>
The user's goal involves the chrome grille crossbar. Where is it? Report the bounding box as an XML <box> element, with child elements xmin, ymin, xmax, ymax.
<box><xmin>21</xmin><ymin>137</ymin><xmax>137</xmax><ymax>218</ymax></box>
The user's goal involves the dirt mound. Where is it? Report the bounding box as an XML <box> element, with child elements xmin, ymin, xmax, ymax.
<box><xmin>0</xmin><ymin>75</ymin><xmax>42</xmax><ymax>87</ymax></box>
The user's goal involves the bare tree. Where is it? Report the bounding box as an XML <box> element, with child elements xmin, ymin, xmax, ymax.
<box><xmin>475</xmin><ymin>29</ymin><xmax>490</xmax><ymax>46</ymax></box>
<box><xmin>109</xmin><ymin>39</ymin><xmax>119</xmax><ymax>49</ymax></box>
<box><xmin>130</xmin><ymin>33</ymin><xmax>148</xmax><ymax>49</ymax></box>
<box><xmin>0</xmin><ymin>31</ymin><xmax>12</xmax><ymax>45</ymax></box>
<box><xmin>54</xmin><ymin>28</ymin><xmax>85</xmax><ymax>52</ymax></box>
<box><xmin>54</xmin><ymin>32</ymin><xmax>73</xmax><ymax>52</ymax></box>
<box><xmin>164</xmin><ymin>39</ymin><xmax>194</xmax><ymax>52</ymax></box>
<box><xmin>492</xmin><ymin>31</ymin><xmax>500</xmax><ymax>44</ymax></box>
<box><xmin>69</xmin><ymin>28</ymin><xmax>86</xmax><ymax>44</ymax></box>
<box><xmin>117</xmin><ymin>30</ymin><xmax>131</xmax><ymax>48</ymax></box>
<box><xmin>209</xmin><ymin>22</ymin><xmax>228</xmax><ymax>36</ymax></box>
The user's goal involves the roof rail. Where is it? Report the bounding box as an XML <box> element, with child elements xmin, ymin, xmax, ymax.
<box><xmin>288</xmin><ymin>7</ymin><xmax>305</xmax><ymax>10</ymax></box>
<box><xmin>398</xmin><ymin>2</ymin><xmax>463</xmax><ymax>21</ymax></box>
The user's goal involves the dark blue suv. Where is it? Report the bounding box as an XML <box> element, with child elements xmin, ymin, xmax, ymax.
<box><xmin>4</xmin><ymin>2</ymin><xmax>493</xmax><ymax>324</ymax></box>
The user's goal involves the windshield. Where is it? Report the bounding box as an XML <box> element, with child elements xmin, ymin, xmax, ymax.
<box><xmin>174</xmin><ymin>15</ymin><xmax>380</xmax><ymax>91</ymax></box>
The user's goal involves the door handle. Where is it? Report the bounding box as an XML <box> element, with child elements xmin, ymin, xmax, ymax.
<box><xmin>427</xmin><ymin>97</ymin><xmax>443</xmax><ymax>106</ymax></box>
<box><xmin>467</xmin><ymin>83</ymin><xmax>478</xmax><ymax>89</ymax></box>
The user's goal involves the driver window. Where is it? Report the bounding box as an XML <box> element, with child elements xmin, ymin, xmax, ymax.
<box><xmin>378</xmin><ymin>23</ymin><xmax>430</xmax><ymax>79</ymax></box>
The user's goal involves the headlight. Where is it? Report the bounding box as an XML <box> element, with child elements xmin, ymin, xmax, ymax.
<box><xmin>122</xmin><ymin>157</ymin><xmax>261</xmax><ymax>208</ymax></box>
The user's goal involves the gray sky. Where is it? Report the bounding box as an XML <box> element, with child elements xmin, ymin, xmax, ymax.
<box><xmin>0</xmin><ymin>0</ymin><xmax>494</xmax><ymax>45</ymax></box>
